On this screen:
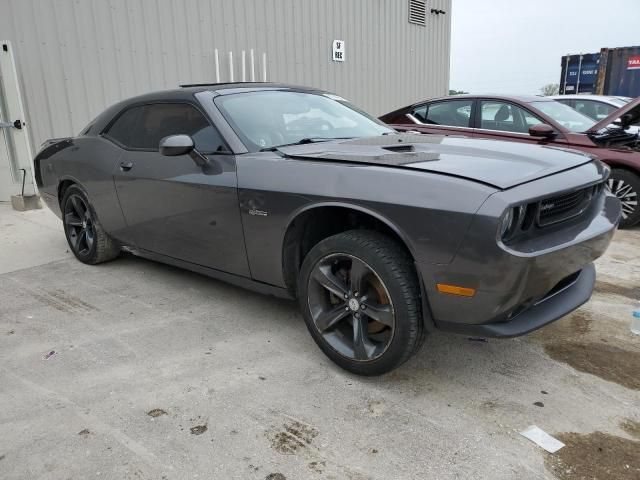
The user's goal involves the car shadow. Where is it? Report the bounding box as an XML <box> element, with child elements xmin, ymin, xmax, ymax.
<box><xmin>114</xmin><ymin>251</ymin><xmax>300</xmax><ymax>321</ymax></box>
<box><xmin>108</xmin><ymin>251</ymin><xmax>624</xmax><ymax>395</ymax></box>
<box><xmin>118</xmin><ymin>254</ymin><xmax>541</xmax><ymax>381</ymax></box>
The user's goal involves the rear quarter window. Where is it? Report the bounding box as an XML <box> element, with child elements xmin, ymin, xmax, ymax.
<box><xmin>413</xmin><ymin>100</ymin><xmax>473</xmax><ymax>127</ymax></box>
<box><xmin>104</xmin><ymin>107</ymin><xmax>142</xmax><ymax>147</ymax></box>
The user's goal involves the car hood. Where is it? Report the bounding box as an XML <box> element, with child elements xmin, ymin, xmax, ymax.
<box><xmin>586</xmin><ymin>96</ymin><xmax>640</xmax><ymax>133</ymax></box>
<box><xmin>278</xmin><ymin>134</ymin><xmax>594</xmax><ymax>189</ymax></box>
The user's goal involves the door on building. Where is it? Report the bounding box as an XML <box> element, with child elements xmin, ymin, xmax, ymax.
<box><xmin>0</xmin><ymin>41</ymin><xmax>33</xmax><ymax>202</ymax></box>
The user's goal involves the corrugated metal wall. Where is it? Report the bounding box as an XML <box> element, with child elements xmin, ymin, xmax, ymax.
<box><xmin>0</xmin><ymin>0</ymin><xmax>451</xmax><ymax>149</ymax></box>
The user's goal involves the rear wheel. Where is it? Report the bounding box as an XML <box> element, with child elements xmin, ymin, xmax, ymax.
<box><xmin>607</xmin><ymin>169</ymin><xmax>640</xmax><ymax>228</ymax></box>
<box><xmin>298</xmin><ymin>230</ymin><xmax>424</xmax><ymax>376</ymax></box>
<box><xmin>62</xmin><ymin>185</ymin><xmax>120</xmax><ymax>264</ymax></box>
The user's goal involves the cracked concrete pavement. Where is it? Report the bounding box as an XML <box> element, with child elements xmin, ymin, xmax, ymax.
<box><xmin>0</xmin><ymin>204</ymin><xmax>638</xmax><ymax>479</ymax></box>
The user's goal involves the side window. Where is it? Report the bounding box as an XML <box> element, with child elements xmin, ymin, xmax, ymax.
<box><xmin>574</xmin><ymin>100</ymin><xmax>616</xmax><ymax>120</ymax></box>
<box><xmin>594</xmin><ymin>103</ymin><xmax>616</xmax><ymax>120</ymax></box>
<box><xmin>415</xmin><ymin>100</ymin><xmax>473</xmax><ymax>127</ymax></box>
<box><xmin>556</xmin><ymin>99</ymin><xmax>574</xmax><ymax>109</ymax></box>
<box><xmin>480</xmin><ymin>101</ymin><xmax>540</xmax><ymax>134</ymax></box>
<box><xmin>106</xmin><ymin>103</ymin><xmax>227</xmax><ymax>153</ymax></box>
<box><xmin>105</xmin><ymin>107</ymin><xmax>142</xmax><ymax>147</ymax></box>
<box><xmin>522</xmin><ymin>110</ymin><xmax>543</xmax><ymax>128</ymax></box>
<box><xmin>411</xmin><ymin>105</ymin><xmax>428</xmax><ymax>123</ymax></box>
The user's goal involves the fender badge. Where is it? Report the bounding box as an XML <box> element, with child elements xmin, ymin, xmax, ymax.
<box><xmin>249</xmin><ymin>209</ymin><xmax>268</xmax><ymax>217</ymax></box>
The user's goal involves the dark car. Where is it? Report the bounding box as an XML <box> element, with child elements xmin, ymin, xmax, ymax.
<box><xmin>35</xmin><ymin>84</ymin><xmax>620</xmax><ymax>375</ymax></box>
<box><xmin>381</xmin><ymin>94</ymin><xmax>640</xmax><ymax>227</ymax></box>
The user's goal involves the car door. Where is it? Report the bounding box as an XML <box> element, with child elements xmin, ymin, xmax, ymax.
<box><xmin>475</xmin><ymin>100</ymin><xmax>565</xmax><ymax>146</ymax></box>
<box><xmin>402</xmin><ymin>99</ymin><xmax>475</xmax><ymax>136</ymax></box>
<box><xmin>105</xmin><ymin>102</ymin><xmax>250</xmax><ymax>277</ymax></box>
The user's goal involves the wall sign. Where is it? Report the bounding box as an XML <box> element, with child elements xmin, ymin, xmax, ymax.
<box><xmin>332</xmin><ymin>40</ymin><xmax>345</xmax><ymax>62</ymax></box>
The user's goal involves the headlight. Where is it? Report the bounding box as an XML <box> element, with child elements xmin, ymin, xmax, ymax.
<box><xmin>500</xmin><ymin>205</ymin><xmax>527</xmax><ymax>241</ymax></box>
<box><xmin>499</xmin><ymin>208</ymin><xmax>514</xmax><ymax>238</ymax></box>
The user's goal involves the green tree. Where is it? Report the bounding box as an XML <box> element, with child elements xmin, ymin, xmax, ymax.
<box><xmin>540</xmin><ymin>83</ymin><xmax>560</xmax><ymax>96</ymax></box>
<box><xmin>449</xmin><ymin>89</ymin><xmax>469</xmax><ymax>95</ymax></box>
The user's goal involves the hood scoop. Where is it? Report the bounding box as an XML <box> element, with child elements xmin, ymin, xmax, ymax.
<box><xmin>382</xmin><ymin>144</ymin><xmax>415</xmax><ymax>153</ymax></box>
<box><xmin>280</xmin><ymin>135</ymin><xmax>441</xmax><ymax>166</ymax></box>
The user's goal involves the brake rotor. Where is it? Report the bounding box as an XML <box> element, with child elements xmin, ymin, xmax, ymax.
<box><xmin>367</xmin><ymin>274</ymin><xmax>390</xmax><ymax>334</ymax></box>
<box><xmin>327</xmin><ymin>262</ymin><xmax>390</xmax><ymax>334</ymax></box>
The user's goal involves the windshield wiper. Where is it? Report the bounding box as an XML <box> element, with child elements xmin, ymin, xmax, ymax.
<box><xmin>259</xmin><ymin>137</ymin><xmax>352</xmax><ymax>152</ymax></box>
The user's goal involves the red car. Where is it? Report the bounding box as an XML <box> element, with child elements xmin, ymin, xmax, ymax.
<box><xmin>381</xmin><ymin>95</ymin><xmax>640</xmax><ymax>227</ymax></box>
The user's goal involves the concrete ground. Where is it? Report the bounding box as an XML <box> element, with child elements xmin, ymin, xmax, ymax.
<box><xmin>0</xmin><ymin>203</ymin><xmax>638</xmax><ymax>480</ymax></box>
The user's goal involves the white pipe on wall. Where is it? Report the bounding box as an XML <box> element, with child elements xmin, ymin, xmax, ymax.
<box><xmin>241</xmin><ymin>50</ymin><xmax>246</xmax><ymax>81</ymax></box>
<box><xmin>250</xmin><ymin>49</ymin><xmax>255</xmax><ymax>82</ymax></box>
<box><xmin>262</xmin><ymin>52</ymin><xmax>267</xmax><ymax>82</ymax></box>
<box><xmin>214</xmin><ymin>49</ymin><xmax>220</xmax><ymax>83</ymax></box>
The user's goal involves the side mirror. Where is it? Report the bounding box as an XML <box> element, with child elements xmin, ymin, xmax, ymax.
<box><xmin>529</xmin><ymin>124</ymin><xmax>556</xmax><ymax>139</ymax></box>
<box><xmin>159</xmin><ymin>134</ymin><xmax>194</xmax><ymax>156</ymax></box>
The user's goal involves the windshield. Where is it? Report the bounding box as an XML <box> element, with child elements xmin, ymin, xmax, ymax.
<box><xmin>214</xmin><ymin>90</ymin><xmax>392</xmax><ymax>151</ymax></box>
<box><xmin>530</xmin><ymin>101</ymin><xmax>597</xmax><ymax>132</ymax></box>
<box><xmin>613</xmin><ymin>96</ymin><xmax>633</xmax><ymax>105</ymax></box>
<box><xmin>609</xmin><ymin>97</ymin><xmax>631</xmax><ymax>108</ymax></box>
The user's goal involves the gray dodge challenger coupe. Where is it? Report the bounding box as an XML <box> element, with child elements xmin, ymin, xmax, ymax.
<box><xmin>34</xmin><ymin>83</ymin><xmax>621</xmax><ymax>375</ymax></box>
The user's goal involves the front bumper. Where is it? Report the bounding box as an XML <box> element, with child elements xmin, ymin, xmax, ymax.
<box><xmin>419</xmin><ymin>163</ymin><xmax>620</xmax><ymax>337</ymax></box>
<box><xmin>436</xmin><ymin>263</ymin><xmax>595</xmax><ymax>337</ymax></box>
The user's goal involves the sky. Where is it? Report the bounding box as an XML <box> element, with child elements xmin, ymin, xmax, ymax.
<box><xmin>449</xmin><ymin>0</ymin><xmax>640</xmax><ymax>95</ymax></box>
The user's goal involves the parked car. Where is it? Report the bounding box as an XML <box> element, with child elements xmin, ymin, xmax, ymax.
<box><xmin>551</xmin><ymin>95</ymin><xmax>639</xmax><ymax>133</ymax></box>
<box><xmin>35</xmin><ymin>84</ymin><xmax>619</xmax><ymax>375</ymax></box>
<box><xmin>550</xmin><ymin>95</ymin><xmax>633</xmax><ymax>121</ymax></box>
<box><xmin>381</xmin><ymin>95</ymin><xmax>640</xmax><ymax>227</ymax></box>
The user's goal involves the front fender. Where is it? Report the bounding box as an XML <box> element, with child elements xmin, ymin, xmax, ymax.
<box><xmin>236</xmin><ymin>153</ymin><xmax>495</xmax><ymax>288</ymax></box>
<box><xmin>283</xmin><ymin>200</ymin><xmax>418</xmax><ymax>260</ymax></box>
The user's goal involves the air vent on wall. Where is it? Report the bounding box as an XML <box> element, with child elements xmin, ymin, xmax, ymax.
<box><xmin>408</xmin><ymin>0</ymin><xmax>426</xmax><ymax>26</ymax></box>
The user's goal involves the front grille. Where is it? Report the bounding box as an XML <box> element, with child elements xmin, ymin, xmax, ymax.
<box><xmin>537</xmin><ymin>185</ymin><xmax>598</xmax><ymax>227</ymax></box>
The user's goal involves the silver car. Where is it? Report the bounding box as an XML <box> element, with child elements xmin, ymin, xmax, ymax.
<box><xmin>551</xmin><ymin>95</ymin><xmax>639</xmax><ymax>134</ymax></box>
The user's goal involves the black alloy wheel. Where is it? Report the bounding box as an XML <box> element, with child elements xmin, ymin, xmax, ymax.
<box><xmin>298</xmin><ymin>230</ymin><xmax>424</xmax><ymax>376</ymax></box>
<box><xmin>307</xmin><ymin>253</ymin><xmax>395</xmax><ymax>362</ymax></box>
<box><xmin>61</xmin><ymin>185</ymin><xmax>120</xmax><ymax>264</ymax></box>
<box><xmin>64</xmin><ymin>193</ymin><xmax>95</xmax><ymax>257</ymax></box>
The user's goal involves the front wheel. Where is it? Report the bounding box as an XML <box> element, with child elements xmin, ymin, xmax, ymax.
<box><xmin>607</xmin><ymin>169</ymin><xmax>640</xmax><ymax>228</ymax></box>
<box><xmin>297</xmin><ymin>230</ymin><xmax>425</xmax><ymax>376</ymax></box>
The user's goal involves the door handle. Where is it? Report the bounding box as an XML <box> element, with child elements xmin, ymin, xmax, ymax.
<box><xmin>120</xmin><ymin>161</ymin><xmax>134</xmax><ymax>172</ymax></box>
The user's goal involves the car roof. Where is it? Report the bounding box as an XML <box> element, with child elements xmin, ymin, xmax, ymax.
<box><xmin>549</xmin><ymin>94</ymin><xmax>626</xmax><ymax>103</ymax></box>
<box><xmin>380</xmin><ymin>94</ymin><xmax>555</xmax><ymax>120</ymax></box>
<box><xmin>410</xmin><ymin>94</ymin><xmax>553</xmax><ymax>106</ymax></box>
<box><xmin>120</xmin><ymin>82</ymin><xmax>323</xmax><ymax>104</ymax></box>
<box><xmin>89</xmin><ymin>82</ymin><xmax>326</xmax><ymax>135</ymax></box>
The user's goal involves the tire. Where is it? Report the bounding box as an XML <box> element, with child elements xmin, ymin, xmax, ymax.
<box><xmin>607</xmin><ymin>169</ymin><xmax>640</xmax><ymax>228</ymax></box>
<box><xmin>61</xmin><ymin>184</ymin><xmax>120</xmax><ymax>264</ymax></box>
<box><xmin>297</xmin><ymin>230</ymin><xmax>424</xmax><ymax>376</ymax></box>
